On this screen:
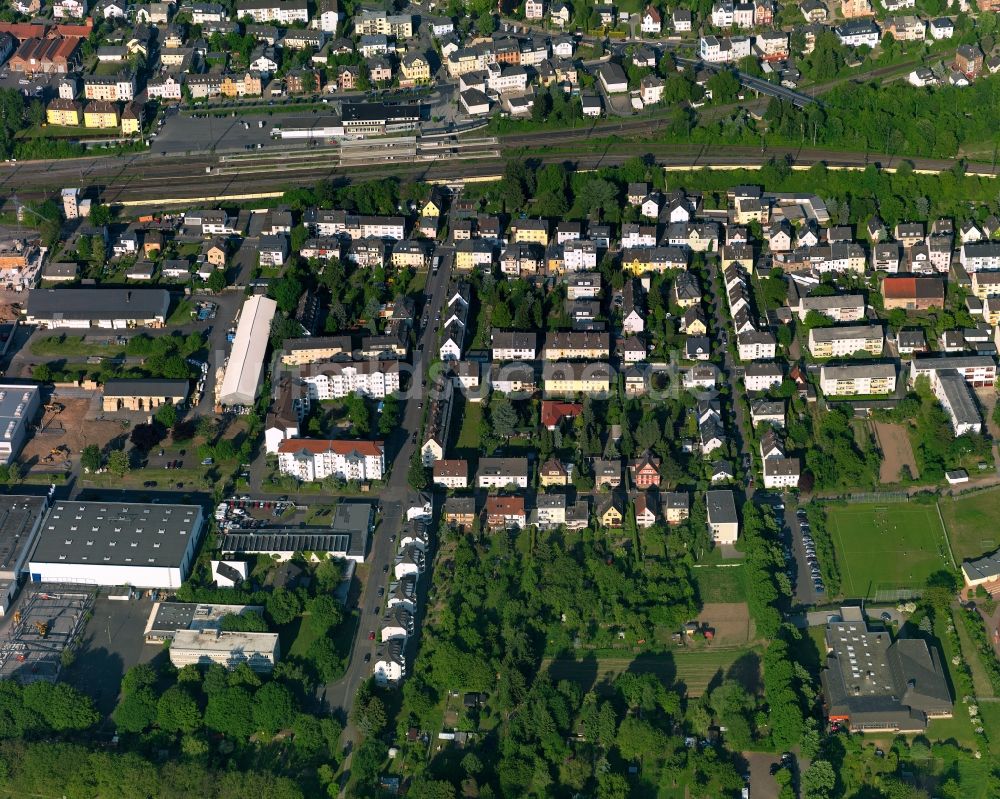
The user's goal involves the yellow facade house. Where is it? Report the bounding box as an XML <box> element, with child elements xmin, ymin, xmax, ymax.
<box><xmin>84</xmin><ymin>100</ymin><xmax>119</xmax><ymax>129</ymax></box>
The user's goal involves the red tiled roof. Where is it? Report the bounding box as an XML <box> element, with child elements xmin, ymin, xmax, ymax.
<box><xmin>882</xmin><ymin>276</ymin><xmax>944</xmax><ymax>300</ymax></box>
<box><xmin>485</xmin><ymin>496</ymin><xmax>525</xmax><ymax>514</ymax></box>
<box><xmin>541</xmin><ymin>400</ymin><xmax>582</xmax><ymax>429</ymax></box>
<box><xmin>277</xmin><ymin>438</ymin><xmax>383</xmax><ymax>457</ymax></box>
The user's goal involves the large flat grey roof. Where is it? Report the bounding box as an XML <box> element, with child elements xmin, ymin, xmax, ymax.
<box><xmin>331</xmin><ymin>502</ymin><xmax>373</xmax><ymax>536</ymax></box>
<box><xmin>26</xmin><ymin>288</ymin><xmax>170</xmax><ymax>320</ymax></box>
<box><xmin>219</xmin><ymin>529</ymin><xmax>365</xmax><ymax>559</ymax></box>
<box><xmin>30</xmin><ymin>501</ymin><xmax>202</xmax><ymax>568</ymax></box>
<box><xmin>0</xmin><ymin>495</ymin><xmax>46</xmax><ymax>577</ymax></box>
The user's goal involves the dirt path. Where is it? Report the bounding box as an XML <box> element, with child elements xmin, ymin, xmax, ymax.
<box><xmin>871</xmin><ymin>421</ymin><xmax>919</xmax><ymax>483</ymax></box>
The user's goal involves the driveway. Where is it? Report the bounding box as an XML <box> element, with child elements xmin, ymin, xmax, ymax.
<box><xmin>744</xmin><ymin>751</ymin><xmax>782</xmax><ymax>799</ymax></box>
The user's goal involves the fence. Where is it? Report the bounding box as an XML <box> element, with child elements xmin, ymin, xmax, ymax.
<box><xmin>872</xmin><ymin>586</ymin><xmax>923</xmax><ymax>604</ymax></box>
<box><xmin>844</xmin><ymin>492</ymin><xmax>910</xmax><ymax>505</ymax></box>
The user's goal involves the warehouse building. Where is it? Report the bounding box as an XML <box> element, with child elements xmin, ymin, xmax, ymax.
<box><xmin>25</xmin><ymin>288</ymin><xmax>171</xmax><ymax>328</ymax></box>
<box><xmin>219</xmin><ymin>295</ymin><xmax>277</xmax><ymax>408</ymax></box>
<box><xmin>169</xmin><ymin>628</ymin><xmax>280</xmax><ymax>672</ymax></box>
<box><xmin>102</xmin><ymin>378</ymin><xmax>189</xmax><ymax>412</ymax></box>
<box><xmin>27</xmin><ymin>501</ymin><xmax>204</xmax><ymax>588</ymax></box>
<box><xmin>0</xmin><ymin>495</ymin><xmax>47</xmax><ymax>615</ymax></box>
<box><xmin>219</xmin><ymin>501</ymin><xmax>373</xmax><ymax>563</ymax></box>
<box><xmin>0</xmin><ymin>383</ymin><xmax>40</xmax><ymax>465</ymax></box>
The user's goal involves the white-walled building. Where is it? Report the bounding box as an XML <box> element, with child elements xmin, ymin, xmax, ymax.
<box><xmin>277</xmin><ymin>439</ymin><xmax>385</xmax><ymax>482</ymax></box>
<box><xmin>302</xmin><ymin>361</ymin><xmax>401</xmax><ymax>400</ymax></box>
<box><xmin>219</xmin><ymin>295</ymin><xmax>278</xmax><ymax>407</ymax></box>
<box><xmin>27</xmin><ymin>501</ymin><xmax>204</xmax><ymax>588</ymax></box>
<box><xmin>169</xmin><ymin>629</ymin><xmax>280</xmax><ymax>672</ymax></box>
<box><xmin>707</xmin><ymin>490</ymin><xmax>739</xmax><ymax>545</ymax></box>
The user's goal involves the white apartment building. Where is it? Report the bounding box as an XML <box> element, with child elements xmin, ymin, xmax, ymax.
<box><xmin>820</xmin><ymin>363</ymin><xmax>897</xmax><ymax>396</ymax></box>
<box><xmin>807</xmin><ymin>325</ymin><xmax>884</xmax><ymax>358</ymax></box>
<box><xmin>277</xmin><ymin>439</ymin><xmax>385</xmax><ymax>482</ymax></box>
<box><xmin>737</xmin><ymin>330</ymin><xmax>777</xmax><ymax>361</ymax></box>
<box><xmin>302</xmin><ymin>361</ymin><xmax>401</xmax><ymax>400</ymax></box>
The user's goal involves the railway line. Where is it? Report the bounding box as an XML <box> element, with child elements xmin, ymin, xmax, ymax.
<box><xmin>0</xmin><ymin>126</ymin><xmax>995</xmax><ymax>209</ymax></box>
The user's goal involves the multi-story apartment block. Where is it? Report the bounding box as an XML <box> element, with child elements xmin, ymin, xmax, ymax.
<box><xmin>807</xmin><ymin>325</ymin><xmax>884</xmax><ymax>358</ymax></box>
<box><xmin>277</xmin><ymin>439</ymin><xmax>385</xmax><ymax>482</ymax></box>
<box><xmin>820</xmin><ymin>363</ymin><xmax>897</xmax><ymax>396</ymax></box>
<box><xmin>302</xmin><ymin>361</ymin><xmax>401</xmax><ymax>400</ymax></box>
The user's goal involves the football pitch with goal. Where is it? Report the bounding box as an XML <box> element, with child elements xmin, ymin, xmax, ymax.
<box><xmin>827</xmin><ymin>503</ymin><xmax>953</xmax><ymax>600</ymax></box>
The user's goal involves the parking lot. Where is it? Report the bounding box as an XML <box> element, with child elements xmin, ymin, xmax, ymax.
<box><xmin>62</xmin><ymin>594</ymin><xmax>162</xmax><ymax>715</ymax></box>
<box><xmin>790</xmin><ymin>506</ymin><xmax>823</xmax><ymax>604</ymax></box>
<box><xmin>0</xmin><ymin>584</ymin><xmax>95</xmax><ymax>684</ymax></box>
<box><xmin>153</xmin><ymin>110</ymin><xmax>289</xmax><ymax>155</ymax></box>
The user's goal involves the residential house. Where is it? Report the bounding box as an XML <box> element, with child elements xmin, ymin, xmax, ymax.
<box><xmin>477</xmin><ymin>457</ymin><xmax>530</xmax><ymax>489</ymax></box>
<box><xmin>630</xmin><ymin>452</ymin><xmax>661</xmax><ymax>488</ymax></box>
<box><xmin>432</xmin><ymin>459</ymin><xmax>469</xmax><ymax>489</ymax></box>
<box><xmin>706</xmin><ymin>490</ymin><xmax>739</xmax><ymax>544</ymax></box>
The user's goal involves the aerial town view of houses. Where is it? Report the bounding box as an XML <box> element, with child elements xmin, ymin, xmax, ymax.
<box><xmin>5</xmin><ymin>0</ymin><xmax>1000</xmax><ymax>792</ymax></box>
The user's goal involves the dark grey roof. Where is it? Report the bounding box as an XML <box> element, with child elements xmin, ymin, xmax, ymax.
<box><xmin>822</xmin><ymin>610</ymin><xmax>951</xmax><ymax>729</ymax></box>
<box><xmin>30</xmin><ymin>501</ymin><xmax>202</xmax><ymax>569</ymax></box>
<box><xmin>102</xmin><ymin>378</ymin><xmax>189</xmax><ymax>397</ymax></box>
<box><xmin>0</xmin><ymin>495</ymin><xmax>46</xmax><ymax>577</ymax></box>
<box><xmin>220</xmin><ymin>529</ymin><xmax>363</xmax><ymax>558</ymax></box>
<box><xmin>27</xmin><ymin>288</ymin><xmax>170</xmax><ymax>321</ymax></box>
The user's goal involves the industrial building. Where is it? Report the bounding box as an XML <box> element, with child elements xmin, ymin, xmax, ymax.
<box><xmin>27</xmin><ymin>501</ymin><xmax>204</xmax><ymax>588</ymax></box>
<box><xmin>143</xmin><ymin>601</ymin><xmax>264</xmax><ymax>642</ymax></box>
<box><xmin>24</xmin><ymin>287</ymin><xmax>170</xmax><ymax>328</ymax></box>
<box><xmin>218</xmin><ymin>501</ymin><xmax>372</xmax><ymax>563</ymax></box>
<box><xmin>219</xmin><ymin>295</ymin><xmax>277</xmax><ymax>408</ymax></box>
<box><xmin>0</xmin><ymin>495</ymin><xmax>47</xmax><ymax>615</ymax></box>
<box><xmin>102</xmin><ymin>378</ymin><xmax>189</xmax><ymax>412</ymax></box>
<box><xmin>0</xmin><ymin>383</ymin><xmax>40</xmax><ymax>465</ymax></box>
<box><xmin>169</xmin><ymin>628</ymin><xmax>280</xmax><ymax>672</ymax></box>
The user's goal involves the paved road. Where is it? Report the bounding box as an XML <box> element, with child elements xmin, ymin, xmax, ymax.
<box><xmin>703</xmin><ymin>258</ymin><xmax>753</xmax><ymax>499</ymax></box>
<box><xmin>319</xmin><ymin>253</ymin><xmax>453</xmax><ymax>748</ymax></box>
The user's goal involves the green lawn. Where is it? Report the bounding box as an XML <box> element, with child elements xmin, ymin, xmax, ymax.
<box><xmin>31</xmin><ymin>334</ymin><xmax>124</xmax><ymax>358</ymax></box>
<box><xmin>939</xmin><ymin>488</ymin><xmax>1000</xmax><ymax>562</ymax></box>
<box><xmin>827</xmin><ymin>503</ymin><xmax>952</xmax><ymax>600</ymax></box>
<box><xmin>452</xmin><ymin>399</ymin><xmax>482</xmax><ymax>458</ymax></box>
<box><xmin>167</xmin><ymin>299</ymin><xmax>194</xmax><ymax>325</ymax></box>
<box><xmin>543</xmin><ymin>647</ymin><xmax>756</xmax><ymax>698</ymax></box>
<box><xmin>694</xmin><ymin>565</ymin><xmax>746</xmax><ymax>604</ymax></box>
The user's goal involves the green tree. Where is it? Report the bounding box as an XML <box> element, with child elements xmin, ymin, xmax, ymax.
<box><xmin>251</xmin><ymin>681</ymin><xmax>297</xmax><ymax>736</ymax></box>
<box><xmin>113</xmin><ymin>688</ymin><xmax>158</xmax><ymax>734</ymax></box>
<box><xmin>154</xmin><ymin>403</ymin><xmax>178</xmax><ymax>430</ymax></box>
<box><xmin>22</xmin><ymin>682</ymin><xmax>98</xmax><ymax>731</ymax></box>
<box><xmin>204</xmin><ymin>687</ymin><xmax>254</xmax><ymax>739</ymax></box>
<box><xmin>156</xmin><ymin>686</ymin><xmax>201</xmax><ymax>734</ymax></box>
<box><xmin>266</xmin><ymin>587</ymin><xmax>302</xmax><ymax>625</ymax></box>
<box><xmin>490</xmin><ymin>395</ymin><xmax>519</xmax><ymax>440</ymax></box>
<box><xmin>107</xmin><ymin>448</ymin><xmax>129</xmax><ymax>477</ymax></box>
<box><xmin>801</xmin><ymin>760</ymin><xmax>837</xmax><ymax>799</ymax></box>
<box><xmin>206</xmin><ymin>269</ymin><xmax>227</xmax><ymax>293</ymax></box>
<box><xmin>81</xmin><ymin>443</ymin><xmax>102</xmax><ymax>472</ymax></box>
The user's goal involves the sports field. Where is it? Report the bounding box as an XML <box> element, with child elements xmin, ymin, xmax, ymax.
<box><xmin>827</xmin><ymin>503</ymin><xmax>953</xmax><ymax>600</ymax></box>
<box><xmin>939</xmin><ymin>487</ymin><xmax>1000</xmax><ymax>562</ymax></box>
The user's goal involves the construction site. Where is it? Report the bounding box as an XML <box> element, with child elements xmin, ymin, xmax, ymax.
<box><xmin>19</xmin><ymin>397</ymin><xmax>126</xmax><ymax>476</ymax></box>
<box><xmin>0</xmin><ymin>584</ymin><xmax>95</xmax><ymax>683</ymax></box>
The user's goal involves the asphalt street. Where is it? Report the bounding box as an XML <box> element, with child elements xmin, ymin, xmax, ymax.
<box><xmin>321</xmin><ymin>249</ymin><xmax>453</xmax><ymax>744</ymax></box>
